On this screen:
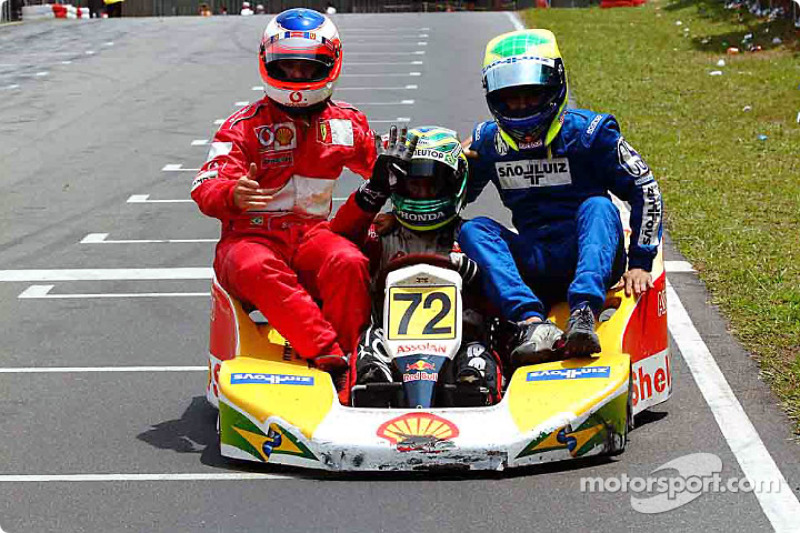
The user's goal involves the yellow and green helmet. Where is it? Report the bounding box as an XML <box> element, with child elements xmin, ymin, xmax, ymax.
<box><xmin>481</xmin><ymin>29</ymin><xmax>569</xmax><ymax>147</ymax></box>
<box><xmin>390</xmin><ymin>126</ymin><xmax>468</xmax><ymax>232</ymax></box>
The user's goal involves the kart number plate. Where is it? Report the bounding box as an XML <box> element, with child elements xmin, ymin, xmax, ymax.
<box><xmin>387</xmin><ymin>285</ymin><xmax>457</xmax><ymax>341</ymax></box>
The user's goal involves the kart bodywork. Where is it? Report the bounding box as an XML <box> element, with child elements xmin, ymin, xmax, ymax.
<box><xmin>205</xmin><ymin>246</ymin><xmax>670</xmax><ymax>472</ymax></box>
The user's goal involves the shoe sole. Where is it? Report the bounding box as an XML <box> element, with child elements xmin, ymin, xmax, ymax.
<box><xmin>564</xmin><ymin>330</ymin><xmax>601</xmax><ymax>356</ymax></box>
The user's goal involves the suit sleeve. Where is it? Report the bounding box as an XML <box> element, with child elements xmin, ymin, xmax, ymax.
<box><xmin>593</xmin><ymin>116</ymin><xmax>663</xmax><ymax>272</ymax></box>
<box><xmin>465</xmin><ymin>122</ymin><xmax>493</xmax><ymax>205</ymax></box>
<box><xmin>329</xmin><ymin>191</ymin><xmax>375</xmax><ymax>246</ymax></box>
<box><xmin>190</xmin><ymin>124</ymin><xmax>250</xmax><ymax>221</ymax></box>
<box><xmin>346</xmin><ymin>111</ymin><xmax>378</xmax><ymax>179</ymax></box>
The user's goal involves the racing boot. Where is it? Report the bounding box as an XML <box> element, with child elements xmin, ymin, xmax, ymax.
<box><xmin>454</xmin><ymin>342</ymin><xmax>501</xmax><ymax>405</ymax></box>
<box><xmin>509</xmin><ymin>319</ymin><xmax>564</xmax><ymax>367</ymax></box>
<box><xmin>562</xmin><ymin>303</ymin><xmax>602</xmax><ymax>357</ymax></box>
<box><xmin>354</xmin><ymin>325</ymin><xmax>394</xmax><ymax>385</ymax></box>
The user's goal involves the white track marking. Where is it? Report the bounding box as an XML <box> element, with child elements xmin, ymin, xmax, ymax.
<box><xmin>337</xmin><ymin>85</ymin><xmax>418</xmax><ymax>91</ymax></box>
<box><xmin>339</xmin><ymin>27</ymin><xmax>429</xmax><ymax>32</ymax></box>
<box><xmin>349</xmin><ymin>100</ymin><xmax>414</xmax><ymax>105</ymax></box>
<box><xmin>18</xmin><ymin>285</ymin><xmax>209</xmax><ymax>299</ymax></box>
<box><xmin>344</xmin><ymin>72</ymin><xmax>421</xmax><ymax>78</ymax></box>
<box><xmin>0</xmin><ymin>268</ymin><xmax>212</xmax><ymax>282</ymax></box>
<box><xmin>346</xmin><ymin>42</ymin><xmax>426</xmax><ymax>47</ymax></box>
<box><xmin>664</xmin><ymin>260</ymin><xmax>695</xmax><ymax>272</ymax></box>
<box><xmin>0</xmin><ymin>473</ymin><xmax>290</xmax><ymax>482</ymax></box>
<box><xmin>346</xmin><ymin>51</ymin><xmax>426</xmax><ymax>56</ymax></box>
<box><xmin>85</xmin><ymin>50</ymin><xmax>95</xmax><ymax>55</ymax></box>
<box><xmin>104</xmin><ymin>41</ymin><xmax>114</xmax><ymax>46</ymax></box>
<box><xmin>344</xmin><ymin>61</ymin><xmax>424</xmax><ymax>66</ymax></box>
<box><xmin>667</xmin><ymin>281</ymin><xmax>800</xmax><ymax>531</ymax></box>
<box><xmin>214</xmin><ymin>119</ymin><xmax>225</xmax><ymax>125</ymax></box>
<box><xmin>128</xmin><ymin>195</ymin><xmax>193</xmax><ymax>204</ymax></box>
<box><xmin>505</xmin><ymin>10</ymin><xmax>525</xmax><ymax>31</ymax></box>
<box><xmin>4</xmin><ymin>84</ymin><xmax>20</xmax><ymax>90</ymax></box>
<box><xmin>80</xmin><ymin>233</ymin><xmax>215</xmax><ymax>245</ymax></box>
<box><xmin>235</xmin><ymin>100</ymin><xmax>249</xmax><ymax>106</ymax></box>
<box><xmin>191</xmin><ymin>139</ymin><xmax>209</xmax><ymax>146</ymax></box>
<box><xmin>370</xmin><ymin>118</ymin><xmax>411</xmax><ymax>124</ymax></box>
<box><xmin>162</xmin><ymin>164</ymin><xmax>199</xmax><ymax>172</ymax></box>
<box><xmin>251</xmin><ymin>86</ymin><xmax>263</xmax><ymax>91</ymax></box>
<box><xmin>347</xmin><ymin>34</ymin><xmax>428</xmax><ymax>41</ymax></box>
<box><xmin>35</xmin><ymin>71</ymin><xmax>48</xmax><ymax>77</ymax></box>
<box><xmin>61</xmin><ymin>60</ymin><xmax>72</xmax><ymax>65</ymax></box>
<box><xmin>0</xmin><ymin>366</ymin><xmax>205</xmax><ymax>373</ymax></box>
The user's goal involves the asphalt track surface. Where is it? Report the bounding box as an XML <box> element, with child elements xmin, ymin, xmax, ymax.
<box><xmin>1</xmin><ymin>12</ymin><xmax>799</xmax><ymax>533</ymax></box>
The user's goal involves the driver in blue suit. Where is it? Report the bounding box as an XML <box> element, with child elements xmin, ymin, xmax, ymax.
<box><xmin>458</xmin><ymin>29</ymin><xmax>663</xmax><ymax>366</ymax></box>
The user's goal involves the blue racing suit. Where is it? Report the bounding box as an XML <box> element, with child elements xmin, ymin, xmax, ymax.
<box><xmin>458</xmin><ymin>109</ymin><xmax>663</xmax><ymax>322</ymax></box>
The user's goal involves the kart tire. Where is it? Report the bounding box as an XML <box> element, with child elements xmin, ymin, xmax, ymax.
<box><xmin>607</xmin><ymin>370</ymin><xmax>633</xmax><ymax>456</ymax></box>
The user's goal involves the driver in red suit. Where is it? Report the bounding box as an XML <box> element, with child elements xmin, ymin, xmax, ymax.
<box><xmin>191</xmin><ymin>9</ymin><xmax>376</xmax><ymax>375</ymax></box>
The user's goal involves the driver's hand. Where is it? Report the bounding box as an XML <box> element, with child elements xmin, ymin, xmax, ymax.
<box><xmin>233</xmin><ymin>163</ymin><xmax>273</xmax><ymax>211</ymax></box>
<box><xmin>371</xmin><ymin>125</ymin><xmax>420</xmax><ymax>195</ymax></box>
<box><xmin>622</xmin><ymin>268</ymin><xmax>654</xmax><ymax>298</ymax></box>
<box><xmin>355</xmin><ymin>125</ymin><xmax>419</xmax><ymax>213</ymax></box>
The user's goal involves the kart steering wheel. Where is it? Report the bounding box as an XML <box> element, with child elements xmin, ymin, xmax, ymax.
<box><xmin>374</xmin><ymin>252</ymin><xmax>456</xmax><ymax>298</ymax></box>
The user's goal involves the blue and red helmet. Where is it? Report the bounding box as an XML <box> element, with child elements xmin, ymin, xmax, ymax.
<box><xmin>259</xmin><ymin>9</ymin><xmax>342</xmax><ymax>108</ymax></box>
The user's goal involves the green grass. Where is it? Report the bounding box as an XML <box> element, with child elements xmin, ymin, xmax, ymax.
<box><xmin>521</xmin><ymin>2</ymin><xmax>800</xmax><ymax>427</ymax></box>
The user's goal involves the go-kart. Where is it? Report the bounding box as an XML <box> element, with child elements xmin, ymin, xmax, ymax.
<box><xmin>205</xmin><ymin>240</ymin><xmax>671</xmax><ymax>472</ymax></box>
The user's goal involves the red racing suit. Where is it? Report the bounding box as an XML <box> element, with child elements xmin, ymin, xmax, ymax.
<box><xmin>191</xmin><ymin>97</ymin><xmax>377</xmax><ymax>361</ymax></box>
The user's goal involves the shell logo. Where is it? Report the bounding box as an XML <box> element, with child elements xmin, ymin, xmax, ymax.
<box><xmin>377</xmin><ymin>412</ymin><xmax>459</xmax><ymax>445</ymax></box>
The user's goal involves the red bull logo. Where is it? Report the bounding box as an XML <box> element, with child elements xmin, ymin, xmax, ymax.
<box><xmin>406</xmin><ymin>360</ymin><xmax>436</xmax><ymax>372</ymax></box>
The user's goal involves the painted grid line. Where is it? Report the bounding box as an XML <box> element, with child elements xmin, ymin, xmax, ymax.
<box><xmin>667</xmin><ymin>281</ymin><xmax>800</xmax><ymax>531</ymax></box>
<box><xmin>0</xmin><ymin>473</ymin><xmax>290</xmax><ymax>482</ymax></box>
<box><xmin>0</xmin><ymin>366</ymin><xmax>206</xmax><ymax>373</ymax></box>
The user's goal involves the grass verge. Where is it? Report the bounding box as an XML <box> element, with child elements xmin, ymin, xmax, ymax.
<box><xmin>522</xmin><ymin>1</ymin><xmax>800</xmax><ymax>428</ymax></box>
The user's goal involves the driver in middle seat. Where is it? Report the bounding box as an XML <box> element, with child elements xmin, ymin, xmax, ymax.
<box><xmin>332</xmin><ymin>126</ymin><xmax>502</xmax><ymax>406</ymax></box>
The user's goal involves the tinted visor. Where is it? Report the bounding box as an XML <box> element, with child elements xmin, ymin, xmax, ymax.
<box><xmin>263</xmin><ymin>38</ymin><xmax>336</xmax><ymax>82</ymax></box>
<box><xmin>482</xmin><ymin>56</ymin><xmax>562</xmax><ymax>93</ymax></box>
<box><xmin>396</xmin><ymin>160</ymin><xmax>459</xmax><ymax>200</ymax></box>
<box><xmin>487</xmin><ymin>85</ymin><xmax>561</xmax><ymax>119</ymax></box>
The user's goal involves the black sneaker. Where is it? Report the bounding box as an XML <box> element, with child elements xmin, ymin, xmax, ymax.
<box><xmin>510</xmin><ymin>320</ymin><xmax>564</xmax><ymax>366</ymax></box>
<box><xmin>563</xmin><ymin>304</ymin><xmax>601</xmax><ymax>356</ymax></box>
<box><xmin>354</xmin><ymin>326</ymin><xmax>394</xmax><ymax>385</ymax></box>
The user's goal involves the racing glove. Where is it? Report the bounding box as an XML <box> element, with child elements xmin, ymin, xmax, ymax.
<box><xmin>354</xmin><ymin>125</ymin><xmax>419</xmax><ymax>213</ymax></box>
<box><xmin>450</xmin><ymin>252</ymin><xmax>480</xmax><ymax>285</ymax></box>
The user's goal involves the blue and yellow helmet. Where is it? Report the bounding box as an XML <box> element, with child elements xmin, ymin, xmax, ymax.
<box><xmin>391</xmin><ymin>126</ymin><xmax>468</xmax><ymax>232</ymax></box>
<box><xmin>481</xmin><ymin>29</ymin><xmax>569</xmax><ymax>147</ymax></box>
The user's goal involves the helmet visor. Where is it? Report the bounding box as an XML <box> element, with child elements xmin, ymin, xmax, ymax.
<box><xmin>263</xmin><ymin>37</ymin><xmax>336</xmax><ymax>82</ymax></box>
<box><xmin>397</xmin><ymin>160</ymin><xmax>459</xmax><ymax>200</ymax></box>
<box><xmin>487</xmin><ymin>85</ymin><xmax>561</xmax><ymax>119</ymax></box>
<box><xmin>483</xmin><ymin>56</ymin><xmax>561</xmax><ymax>94</ymax></box>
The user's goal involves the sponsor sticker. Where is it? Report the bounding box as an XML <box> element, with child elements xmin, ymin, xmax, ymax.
<box><xmin>526</xmin><ymin>366</ymin><xmax>611</xmax><ymax>381</ymax></box>
<box><xmin>376</xmin><ymin>412</ymin><xmax>459</xmax><ymax>449</ymax></box>
<box><xmin>405</xmin><ymin>359</ymin><xmax>437</xmax><ymax>372</ymax></box>
<box><xmin>254</xmin><ymin>123</ymin><xmax>297</xmax><ymax>152</ymax></box>
<box><xmin>638</xmin><ymin>181</ymin><xmax>662</xmax><ymax>247</ymax></box>
<box><xmin>261</xmin><ymin>153</ymin><xmax>293</xmax><ymax>169</ymax></box>
<box><xmin>518</xmin><ymin>139</ymin><xmax>543</xmax><ymax>150</ymax></box>
<box><xmin>617</xmin><ymin>137</ymin><xmax>650</xmax><ymax>178</ymax></box>
<box><xmin>191</xmin><ymin>170</ymin><xmax>217</xmax><ymax>191</ymax></box>
<box><xmin>396</xmin><ymin>342</ymin><xmax>448</xmax><ymax>355</ymax></box>
<box><xmin>230</xmin><ymin>373</ymin><xmax>314</xmax><ymax>385</ymax></box>
<box><xmin>274</xmin><ymin>124</ymin><xmax>296</xmax><ymax>150</ymax></box>
<box><xmin>318</xmin><ymin>118</ymin><xmax>354</xmax><ymax>146</ymax></box>
<box><xmin>586</xmin><ymin>114</ymin><xmax>603</xmax><ymax>136</ymax></box>
<box><xmin>495</xmin><ymin>158</ymin><xmax>572</xmax><ymax>189</ymax></box>
<box><xmin>403</xmin><ymin>371</ymin><xmax>439</xmax><ymax>383</ymax></box>
<box><xmin>494</xmin><ymin>131</ymin><xmax>509</xmax><ymax>156</ymax></box>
